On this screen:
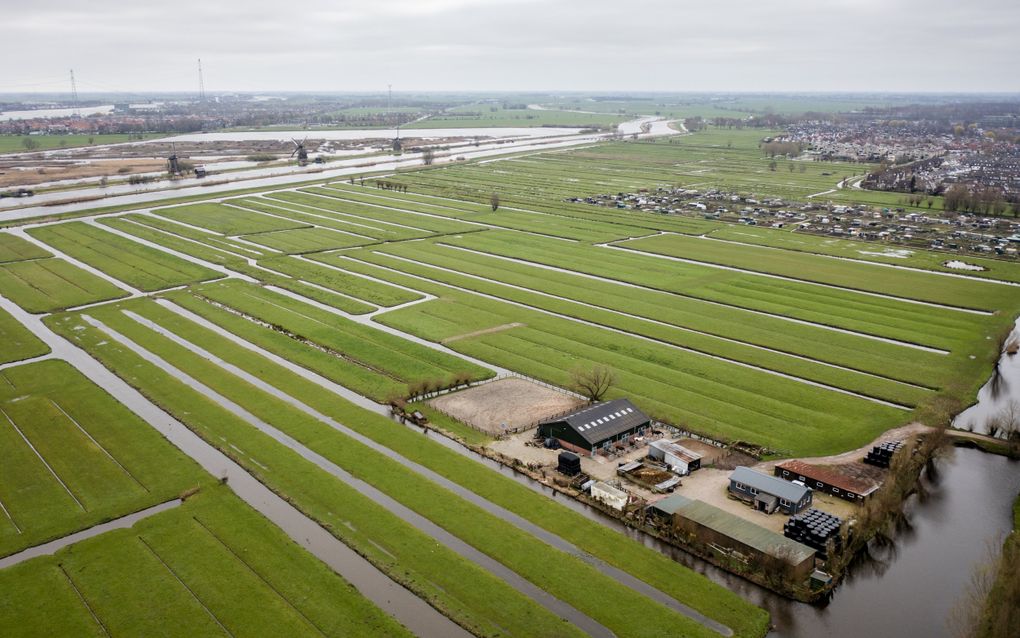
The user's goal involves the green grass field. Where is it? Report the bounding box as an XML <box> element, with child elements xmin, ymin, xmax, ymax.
<box><xmin>153</xmin><ymin>203</ymin><xmax>309</xmax><ymax>236</ymax></box>
<box><xmin>0</xmin><ymin>308</ymin><xmax>48</xmax><ymax>364</ymax></box>
<box><xmin>0</xmin><ymin>487</ymin><xmax>409</xmax><ymax>637</ymax></box>
<box><xmin>46</xmin><ymin>298</ymin><xmax>768</xmax><ymax>637</ymax></box>
<box><xmin>27</xmin><ymin>222</ymin><xmax>223</xmax><ymax>292</ymax></box>
<box><xmin>0</xmin><ymin>360</ymin><xmax>201</xmax><ymax>557</ymax></box>
<box><xmin>0</xmin><ymin>233</ymin><xmax>51</xmax><ymax>264</ymax></box>
<box><xmin>0</xmin><ymin>258</ymin><xmax>128</xmax><ymax>313</ymax></box>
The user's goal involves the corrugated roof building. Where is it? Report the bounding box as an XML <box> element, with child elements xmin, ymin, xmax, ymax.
<box><xmin>729</xmin><ymin>466</ymin><xmax>812</xmax><ymax>515</ymax></box>
<box><xmin>538</xmin><ymin>398</ymin><xmax>650</xmax><ymax>456</ymax></box>
<box><xmin>650</xmin><ymin>494</ymin><xmax>816</xmax><ymax>580</ymax></box>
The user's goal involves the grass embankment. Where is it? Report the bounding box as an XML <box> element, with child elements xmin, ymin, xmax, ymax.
<box><xmin>976</xmin><ymin>492</ymin><xmax>1020</xmax><ymax>638</ymax></box>
<box><xmin>0</xmin><ymin>360</ymin><xmax>200</xmax><ymax>558</ymax></box>
<box><xmin>0</xmin><ymin>487</ymin><xmax>409</xmax><ymax>637</ymax></box>
<box><xmin>59</xmin><ymin>297</ymin><xmax>768</xmax><ymax>637</ymax></box>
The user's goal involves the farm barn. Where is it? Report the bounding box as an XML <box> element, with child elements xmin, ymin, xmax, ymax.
<box><xmin>774</xmin><ymin>460</ymin><xmax>879</xmax><ymax>503</ymax></box>
<box><xmin>538</xmin><ymin>398</ymin><xmax>650</xmax><ymax>456</ymax></box>
<box><xmin>729</xmin><ymin>467</ymin><xmax>812</xmax><ymax>515</ymax></box>
<box><xmin>650</xmin><ymin>494</ymin><xmax>816</xmax><ymax>580</ymax></box>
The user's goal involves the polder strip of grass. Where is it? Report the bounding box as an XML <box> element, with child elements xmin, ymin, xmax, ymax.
<box><xmin>27</xmin><ymin>222</ymin><xmax>222</xmax><ymax>292</ymax></box>
<box><xmin>705</xmin><ymin>225</ymin><xmax>1020</xmax><ymax>285</ymax></box>
<box><xmin>95</xmin><ymin>299</ymin><xmax>751</xmax><ymax>638</ymax></box>
<box><xmin>186</xmin><ymin>280</ymin><xmax>490</xmax><ymax>393</ymax></box>
<box><xmin>239</xmin><ymin>226</ymin><xmax>371</xmax><ymax>253</ymax></box>
<box><xmin>124</xmin><ymin>295</ymin><xmax>769</xmax><ymax>638</ymax></box>
<box><xmin>0</xmin><ymin>258</ymin><xmax>128</xmax><ymax>313</ymax></box>
<box><xmin>299</xmin><ymin>186</ymin><xmax>649</xmax><ymax>242</ymax></box>
<box><xmin>126</xmin><ymin>213</ymin><xmax>275</xmax><ymax>259</ymax></box>
<box><xmin>0</xmin><ymin>232</ymin><xmax>51</xmax><ymax>263</ymax></box>
<box><xmin>46</xmin><ymin>310</ymin><xmax>587</xmax><ymax>638</ymax></box>
<box><xmin>361</xmin><ymin>245</ymin><xmax>930</xmax><ymax>406</ymax></box>
<box><xmin>0</xmin><ymin>360</ymin><xmax>202</xmax><ymax>558</ymax></box>
<box><xmin>98</xmin><ymin>216</ymin><xmax>244</xmax><ymax>267</ymax></box>
<box><xmin>380</xmin><ymin>239</ymin><xmax>943</xmax><ymax>392</ymax></box>
<box><xmin>311</xmin><ymin>253</ymin><xmax>905</xmax><ymax>455</ymax></box>
<box><xmin>153</xmin><ymin>202</ymin><xmax>309</xmax><ymax>236</ymax></box>
<box><xmin>257</xmin><ymin>255</ymin><xmax>421</xmax><ymax>307</ymax></box>
<box><xmin>443</xmin><ymin>230</ymin><xmax>981</xmax><ymax>352</ymax></box>
<box><xmin>0</xmin><ymin>307</ymin><xmax>48</xmax><ymax>364</ymax></box>
<box><xmin>273</xmin><ymin>189</ymin><xmax>482</xmax><ymax>231</ymax></box>
<box><xmin>229</xmin><ymin>196</ymin><xmax>427</xmax><ymax>240</ymax></box>
<box><xmin>0</xmin><ymin>487</ymin><xmax>410</xmax><ymax>638</ymax></box>
<box><xmin>621</xmin><ymin>232</ymin><xmax>1019</xmax><ymax>312</ymax></box>
<box><xmin>230</xmin><ymin>262</ymin><xmax>378</xmax><ymax>315</ymax></box>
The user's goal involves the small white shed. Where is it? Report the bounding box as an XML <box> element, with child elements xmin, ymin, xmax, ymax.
<box><xmin>590</xmin><ymin>481</ymin><xmax>628</xmax><ymax>511</ymax></box>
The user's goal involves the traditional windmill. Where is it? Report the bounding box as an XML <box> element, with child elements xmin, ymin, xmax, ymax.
<box><xmin>167</xmin><ymin>143</ymin><xmax>182</xmax><ymax>177</ymax></box>
<box><xmin>291</xmin><ymin>138</ymin><xmax>309</xmax><ymax>166</ymax></box>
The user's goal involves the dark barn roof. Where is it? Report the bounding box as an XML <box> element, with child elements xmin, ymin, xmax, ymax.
<box><xmin>541</xmin><ymin>399</ymin><xmax>649</xmax><ymax>445</ymax></box>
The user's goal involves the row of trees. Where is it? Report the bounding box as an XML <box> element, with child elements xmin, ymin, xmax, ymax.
<box><xmin>760</xmin><ymin>140</ymin><xmax>804</xmax><ymax>158</ymax></box>
<box><xmin>942</xmin><ymin>183</ymin><xmax>1017</xmax><ymax>216</ymax></box>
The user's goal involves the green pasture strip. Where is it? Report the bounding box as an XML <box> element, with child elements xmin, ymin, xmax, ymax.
<box><xmin>383</xmin><ymin>239</ymin><xmax>943</xmax><ymax>391</ymax></box>
<box><xmin>444</xmin><ymin>230</ymin><xmax>981</xmax><ymax>352</ymax></box>
<box><xmin>363</xmin><ymin>244</ymin><xmax>931</xmax><ymax>406</ymax></box>
<box><xmin>705</xmin><ymin>225</ymin><xmax>1020</xmax><ymax>284</ymax></box>
<box><xmin>27</xmin><ymin>222</ymin><xmax>222</xmax><ymax>292</ymax></box>
<box><xmin>0</xmin><ymin>233</ymin><xmax>51</xmax><ymax>263</ymax></box>
<box><xmin>0</xmin><ymin>360</ymin><xmax>202</xmax><ymax>558</ymax></box>
<box><xmin>319</xmin><ymin>253</ymin><xmax>905</xmax><ymax>456</ymax></box>
<box><xmin>271</xmin><ymin>189</ymin><xmax>482</xmax><ymax>231</ymax></box>
<box><xmin>0</xmin><ymin>488</ymin><xmax>410</xmax><ymax>638</ymax></box>
<box><xmin>621</xmin><ymin>233</ymin><xmax>1019</xmax><ymax>312</ymax></box>
<box><xmin>0</xmin><ymin>258</ymin><xmax>128</xmax><ymax>313</ymax></box>
<box><xmin>98</xmin><ymin>216</ymin><xmax>243</xmax><ymax>267</ymax></box>
<box><xmin>45</xmin><ymin>309</ymin><xmax>600</xmax><ymax>638</ymax></box>
<box><xmin>177</xmin><ymin>280</ymin><xmax>489</xmax><ymax>393</ymax></box>
<box><xmin>122</xmin><ymin>295</ymin><xmax>770</xmax><ymax>636</ymax></box>
<box><xmin>91</xmin><ymin>299</ymin><xmax>750</xmax><ymax>638</ymax></box>
<box><xmin>153</xmin><ymin>202</ymin><xmax>309</xmax><ymax>236</ymax></box>
<box><xmin>228</xmin><ymin>262</ymin><xmax>378</xmax><ymax>315</ymax></box>
<box><xmin>227</xmin><ymin>197</ymin><xmax>415</xmax><ymax>240</ymax></box>
<box><xmin>320</xmin><ymin>182</ymin><xmax>494</xmax><ymax>215</ymax></box>
<box><xmin>125</xmin><ymin>213</ymin><xmax>275</xmax><ymax>259</ymax></box>
<box><xmin>0</xmin><ymin>307</ymin><xmax>48</xmax><ymax>364</ymax></box>
<box><xmin>238</xmin><ymin>226</ymin><xmax>370</xmax><ymax>253</ymax></box>
<box><xmin>256</xmin><ymin>255</ymin><xmax>421</xmax><ymax>307</ymax></box>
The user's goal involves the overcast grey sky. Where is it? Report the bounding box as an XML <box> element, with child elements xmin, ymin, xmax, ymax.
<box><xmin>3</xmin><ymin>0</ymin><xmax>1017</xmax><ymax>94</ymax></box>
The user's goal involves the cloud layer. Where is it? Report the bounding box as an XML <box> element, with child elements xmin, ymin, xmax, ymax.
<box><xmin>3</xmin><ymin>0</ymin><xmax>1017</xmax><ymax>93</ymax></box>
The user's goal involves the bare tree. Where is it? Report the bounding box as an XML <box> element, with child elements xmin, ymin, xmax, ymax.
<box><xmin>422</xmin><ymin>148</ymin><xmax>435</xmax><ymax>165</ymax></box>
<box><xmin>768</xmin><ymin>160</ymin><xmax>777</xmax><ymax>172</ymax></box>
<box><xmin>570</xmin><ymin>365</ymin><xmax>616</xmax><ymax>403</ymax></box>
<box><xmin>490</xmin><ymin>192</ymin><xmax>500</xmax><ymax>212</ymax></box>
<box><xmin>21</xmin><ymin>137</ymin><xmax>38</xmax><ymax>150</ymax></box>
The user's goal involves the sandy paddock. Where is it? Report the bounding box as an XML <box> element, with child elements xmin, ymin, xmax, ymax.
<box><xmin>429</xmin><ymin>377</ymin><xmax>584</xmax><ymax>435</ymax></box>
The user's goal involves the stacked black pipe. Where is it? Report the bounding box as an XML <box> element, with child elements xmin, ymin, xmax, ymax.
<box><xmin>784</xmin><ymin>509</ymin><xmax>843</xmax><ymax>559</ymax></box>
<box><xmin>557</xmin><ymin>451</ymin><xmax>582</xmax><ymax>476</ymax></box>
<box><xmin>863</xmin><ymin>440</ymin><xmax>904</xmax><ymax>468</ymax></box>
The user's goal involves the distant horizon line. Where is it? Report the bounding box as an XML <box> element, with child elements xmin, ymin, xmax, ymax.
<box><xmin>2</xmin><ymin>90</ymin><xmax>1020</xmax><ymax>98</ymax></box>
